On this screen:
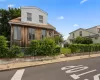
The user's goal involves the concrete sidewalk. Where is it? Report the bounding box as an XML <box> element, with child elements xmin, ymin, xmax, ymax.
<box><xmin>0</xmin><ymin>54</ymin><xmax>100</xmax><ymax>71</ymax></box>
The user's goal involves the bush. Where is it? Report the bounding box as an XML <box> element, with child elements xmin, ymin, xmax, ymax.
<box><xmin>8</xmin><ymin>45</ymin><xmax>22</xmax><ymax>58</ymax></box>
<box><xmin>53</xmin><ymin>46</ymin><xmax>61</xmax><ymax>55</ymax></box>
<box><xmin>25</xmin><ymin>38</ymin><xmax>60</xmax><ymax>56</ymax></box>
<box><xmin>0</xmin><ymin>36</ymin><xmax>8</xmax><ymax>58</ymax></box>
<box><xmin>25</xmin><ymin>40</ymin><xmax>39</xmax><ymax>56</ymax></box>
<box><xmin>61</xmin><ymin>48</ymin><xmax>71</xmax><ymax>55</ymax></box>
<box><xmin>64</xmin><ymin>42</ymin><xmax>69</xmax><ymax>48</ymax></box>
<box><xmin>16</xmin><ymin>52</ymin><xmax>24</xmax><ymax>58</ymax></box>
<box><xmin>37</xmin><ymin>38</ymin><xmax>56</xmax><ymax>56</ymax></box>
<box><xmin>69</xmin><ymin>44</ymin><xmax>100</xmax><ymax>53</ymax></box>
<box><xmin>73</xmin><ymin>37</ymin><xmax>93</xmax><ymax>44</ymax></box>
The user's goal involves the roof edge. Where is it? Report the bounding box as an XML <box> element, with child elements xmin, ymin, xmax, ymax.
<box><xmin>21</xmin><ymin>6</ymin><xmax>48</xmax><ymax>15</ymax></box>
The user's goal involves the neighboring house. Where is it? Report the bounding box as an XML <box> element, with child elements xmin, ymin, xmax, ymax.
<box><xmin>9</xmin><ymin>6</ymin><xmax>59</xmax><ymax>47</ymax></box>
<box><xmin>67</xmin><ymin>25</ymin><xmax>100</xmax><ymax>44</ymax></box>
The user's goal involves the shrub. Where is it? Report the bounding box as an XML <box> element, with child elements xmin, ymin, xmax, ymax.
<box><xmin>73</xmin><ymin>37</ymin><xmax>93</xmax><ymax>44</ymax></box>
<box><xmin>37</xmin><ymin>38</ymin><xmax>56</xmax><ymax>56</ymax></box>
<box><xmin>8</xmin><ymin>45</ymin><xmax>21</xmax><ymax>58</ymax></box>
<box><xmin>26</xmin><ymin>40</ymin><xmax>39</xmax><ymax>56</ymax></box>
<box><xmin>69</xmin><ymin>44</ymin><xmax>100</xmax><ymax>53</ymax></box>
<box><xmin>61</xmin><ymin>48</ymin><xmax>71</xmax><ymax>55</ymax></box>
<box><xmin>53</xmin><ymin>46</ymin><xmax>61</xmax><ymax>55</ymax></box>
<box><xmin>16</xmin><ymin>52</ymin><xmax>24</xmax><ymax>58</ymax></box>
<box><xmin>64</xmin><ymin>42</ymin><xmax>69</xmax><ymax>48</ymax></box>
<box><xmin>26</xmin><ymin>38</ymin><xmax>58</xmax><ymax>56</ymax></box>
<box><xmin>0</xmin><ymin>36</ymin><xmax>8</xmax><ymax>58</ymax></box>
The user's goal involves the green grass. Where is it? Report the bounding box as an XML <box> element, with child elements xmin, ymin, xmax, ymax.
<box><xmin>61</xmin><ymin>48</ymin><xmax>71</xmax><ymax>55</ymax></box>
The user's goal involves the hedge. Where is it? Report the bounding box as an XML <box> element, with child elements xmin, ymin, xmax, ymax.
<box><xmin>69</xmin><ymin>44</ymin><xmax>100</xmax><ymax>53</ymax></box>
<box><xmin>25</xmin><ymin>38</ymin><xmax>61</xmax><ymax>56</ymax></box>
<box><xmin>0</xmin><ymin>36</ymin><xmax>61</xmax><ymax>58</ymax></box>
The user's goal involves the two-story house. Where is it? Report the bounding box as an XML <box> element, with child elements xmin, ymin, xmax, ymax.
<box><xmin>9</xmin><ymin>6</ymin><xmax>60</xmax><ymax>47</ymax></box>
<box><xmin>67</xmin><ymin>25</ymin><xmax>100</xmax><ymax>44</ymax></box>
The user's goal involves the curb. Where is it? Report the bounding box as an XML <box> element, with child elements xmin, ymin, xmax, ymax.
<box><xmin>0</xmin><ymin>54</ymin><xmax>100</xmax><ymax>72</ymax></box>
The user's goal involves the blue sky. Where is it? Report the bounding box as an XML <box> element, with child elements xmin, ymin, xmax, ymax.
<box><xmin>0</xmin><ymin>0</ymin><xmax>100</xmax><ymax>39</ymax></box>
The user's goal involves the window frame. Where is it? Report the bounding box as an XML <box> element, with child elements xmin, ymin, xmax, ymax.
<box><xmin>73</xmin><ymin>33</ymin><xmax>74</xmax><ymax>38</ymax></box>
<box><xmin>97</xmin><ymin>28</ymin><xmax>100</xmax><ymax>33</ymax></box>
<box><xmin>13</xmin><ymin>26</ymin><xmax>21</xmax><ymax>40</ymax></box>
<box><xmin>39</xmin><ymin>15</ymin><xmax>43</xmax><ymax>23</ymax></box>
<box><xmin>41</xmin><ymin>29</ymin><xmax>47</xmax><ymax>39</ymax></box>
<box><xmin>79</xmin><ymin>31</ymin><xmax>82</xmax><ymax>36</ymax></box>
<box><xmin>27</xmin><ymin>12</ymin><xmax>32</xmax><ymax>21</ymax></box>
<box><xmin>28</xmin><ymin>28</ymin><xmax>35</xmax><ymax>40</ymax></box>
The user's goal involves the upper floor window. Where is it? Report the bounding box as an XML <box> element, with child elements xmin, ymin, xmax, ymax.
<box><xmin>27</xmin><ymin>13</ymin><xmax>32</xmax><ymax>21</ymax></box>
<box><xmin>39</xmin><ymin>15</ymin><xmax>43</xmax><ymax>23</ymax></box>
<box><xmin>41</xmin><ymin>30</ymin><xmax>46</xmax><ymax>39</ymax></box>
<box><xmin>14</xmin><ymin>26</ymin><xmax>21</xmax><ymax>40</ymax></box>
<box><xmin>73</xmin><ymin>33</ymin><xmax>74</xmax><ymax>38</ymax></box>
<box><xmin>79</xmin><ymin>31</ymin><xmax>82</xmax><ymax>36</ymax></box>
<box><xmin>28</xmin><ymin>28</ymin><xmax>35</xmax><ymax>40</ymax></box>
<box><xmin>97</xmin><ymin>28</ymin><xmax>100</xmax><ymax>33</ymax></box>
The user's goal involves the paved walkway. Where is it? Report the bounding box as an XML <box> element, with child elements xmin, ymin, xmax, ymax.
<box><xmin>0</xmin><ymin>54</ymin><xmax>100</xmax><ymax>71</ymax></box>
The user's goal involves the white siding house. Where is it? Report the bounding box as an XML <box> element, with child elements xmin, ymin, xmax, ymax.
<box><xmin>21</xmin><ymin>6</ymin><xmax>48</xmax><ymax>24</ymax></box>
<box><xmin>67</xmin><ymin>25</ymin><xmax>100</xmax><ymax>44</ymax></box>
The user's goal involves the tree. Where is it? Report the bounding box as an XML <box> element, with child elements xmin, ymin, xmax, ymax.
<box><xmin>73</xmin><ymin>36</ymin><xmax>93</xmax><ymax>44</ymax></box>
<box><xmin>0</xmin><ymin>36</ymin><xmax>8</xmax><ymax>57</ymax></box>
<box><xmin>0</xmin><ymin>8</ymin><xmax>21</xmax><ymax>40</ymax></box>
<box><xmin>53</xmin><ymin>36</ymin><xmax>63</xmax><ymax>45</ymax></box>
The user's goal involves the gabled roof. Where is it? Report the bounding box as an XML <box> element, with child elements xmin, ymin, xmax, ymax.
<box><xmin>9</xmin><ymin>17</ymin><xmax>56</xmax><ymax>30</ymax></box>
<box><xmin>21</xmin><ymin>6</ymin><xmax>48</xmax><ymax>15</ymax></box>
<box><xmin>69</xmin><ymin>28</ymin><xmax>96</xmax><ymax>34</ymax></box>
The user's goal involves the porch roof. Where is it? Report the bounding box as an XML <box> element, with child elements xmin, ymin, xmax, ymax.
<box><xmin>9</xmin><ymin>17</ymin><xmax>56</xmax><ymax>30</ymax></box>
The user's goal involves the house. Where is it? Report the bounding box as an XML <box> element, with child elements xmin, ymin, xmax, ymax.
<box><xmin>9</xmin><ymin>6</ymin><xmax>59</xmax><ymax>47</ymax></box>
<box><xmin>67</xmin><ymin>25</ymin><xmax>100</xmax><ymax>44</ymax></box>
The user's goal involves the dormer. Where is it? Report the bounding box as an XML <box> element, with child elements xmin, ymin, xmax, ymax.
<box><xmin>21</xmin><ymin>6</ymin><xmax>48</xmax><ymax>24</ymax></box>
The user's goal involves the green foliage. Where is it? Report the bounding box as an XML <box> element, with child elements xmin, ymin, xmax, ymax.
<box><xmin>53</xmin><ymin>36</ymin><xmax>63</xmax><ymax>45</ymax></box>
<box><xmin>39</xmin><ymin>38</ymin><xmax>56</xmax><ymax>56</ymax></box>
<box><xmin>61</xmin><ymin>48</ymin><xmax>71</xmax><ymax>55</ymax></box>
<box><xmin>25</xmin><ymin>38</ymin><xmax>61</xmax><ymax>56</ymax></box>
<box><xmin>8</xmin><ymin>45</ymin><xmax>22</xmax><ymax>58</ymax></box>
<box><xmin>64</xmin><ymin>42</ymin><xmax>69</xmax><ymax>48</ymax></box>
<box><xmin>0</xmin><ymin>8</ymin><xmax>21</xmax><ymax>40</ymax></box>
<box><xmin>16</xmin><ymin>52</ymin><xmax>24</xmax><ymax>58</ymax></box>
<box><xmin>25</xmin><ymin>40</ymin><xmax>39</xmax><ymax>56</ymax></box>
<box><xmin>73</xmin><ymin>37</ymin><xmax>93</xmax><ymax>44</ymax></box>
<box><xmin>69</xmin><ymin>44</ymin><xmax>100</xmax><ymax>53</ymax></box>
<box><xmin>53</xmin><ymin>46</ymin><xmax>61</xmax><ymax>55</ymax></box>
<box><xmin>0</xmin><ymin>36</ymin><xmax>8</xmax><ymax>58</ymax></box>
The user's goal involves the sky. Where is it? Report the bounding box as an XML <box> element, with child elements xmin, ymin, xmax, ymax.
<box><xmin>0</xmin><ymin>0</ymin><xmax>100</xmax><ymax>40</ymax></box>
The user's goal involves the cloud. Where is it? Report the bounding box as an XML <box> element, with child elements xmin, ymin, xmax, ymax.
<box><xmin>8</xmin><ymin>4</ymin><xmax>14</xmax><ymax>8</ymax></box>
<box><xmin>0</xmin><ymin>0</ymin><xmax>5</xmax><ymax>2</ymax></box>
<box><xmin>80</xmin><ymin>0</ymin><xmax>88</xmax><ymax>4</ymax></box>
<box><xmin>73</xmin><ymin>24</ymin><xmax>79</xmax><ymax>27</ymax></box>
<box><xmin>57</xmin><ymin>16</ymin><xmax>64</xmax><ymax>20</ymax></box>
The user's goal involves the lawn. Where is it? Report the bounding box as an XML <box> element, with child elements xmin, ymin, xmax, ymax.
<box><xmin>61</xmin><ymin>48</ymin><xmax>71</xmax><ymax>54</ymax></box>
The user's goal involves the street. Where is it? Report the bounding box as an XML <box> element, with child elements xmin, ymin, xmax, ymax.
<box><xmin>0</xmin><ymin>57</ymin><xmax>100</xmax><ymax>80</ymax></box>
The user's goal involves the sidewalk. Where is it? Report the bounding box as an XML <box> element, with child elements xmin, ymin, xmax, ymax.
<box><xmin>0</xmin><ymin>53</ymin><xmax>100</xmax><ymax>71</ymax></box>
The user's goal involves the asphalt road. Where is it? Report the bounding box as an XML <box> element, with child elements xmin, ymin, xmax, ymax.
<box><xmin>0</xmin><ymin>57</ymin><xmax>100</xmax><ymax>80</ymax></box>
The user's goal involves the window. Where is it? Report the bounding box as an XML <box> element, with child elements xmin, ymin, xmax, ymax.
<box><xmin>49</xmin><ymin>31</ymin><xmax>53</xmax><ymax>37</ymax></box>
<box><xmin>39</xmin><ymin>15</ymin><xmax>43</xmax><ymax>23</ymax></box>
<box><xmin>14</xmin><ymin>27</ymin><xmax>21</xmax><ymax>40</ymax></box>
<box><xmin>27</xmin><ymin>13</ymin><xmax>32</xmax><ymax>21</ymax></box>
<box><xmin>73</xmin><ymin>33</ymin><xmax>74</xmax><ymax>38</ymax></box>
<box><xmin>28</xmin><ymin>28</ymin><xmax>35</xmax><ymax>40</ymax></box>
<box><xmin>97</xmin><ymin>28</ymin><xmax>100</xmax><ymax>33</ymax></box>
<box><xmin>79</xmin><ymin>31</ymin><xmax>82</xmax><ymax>36</ymax></box>
<box><xmin>41</xmin><ymin>30</ymin><xmax>46</xmax><ymax>39</ymax></box>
